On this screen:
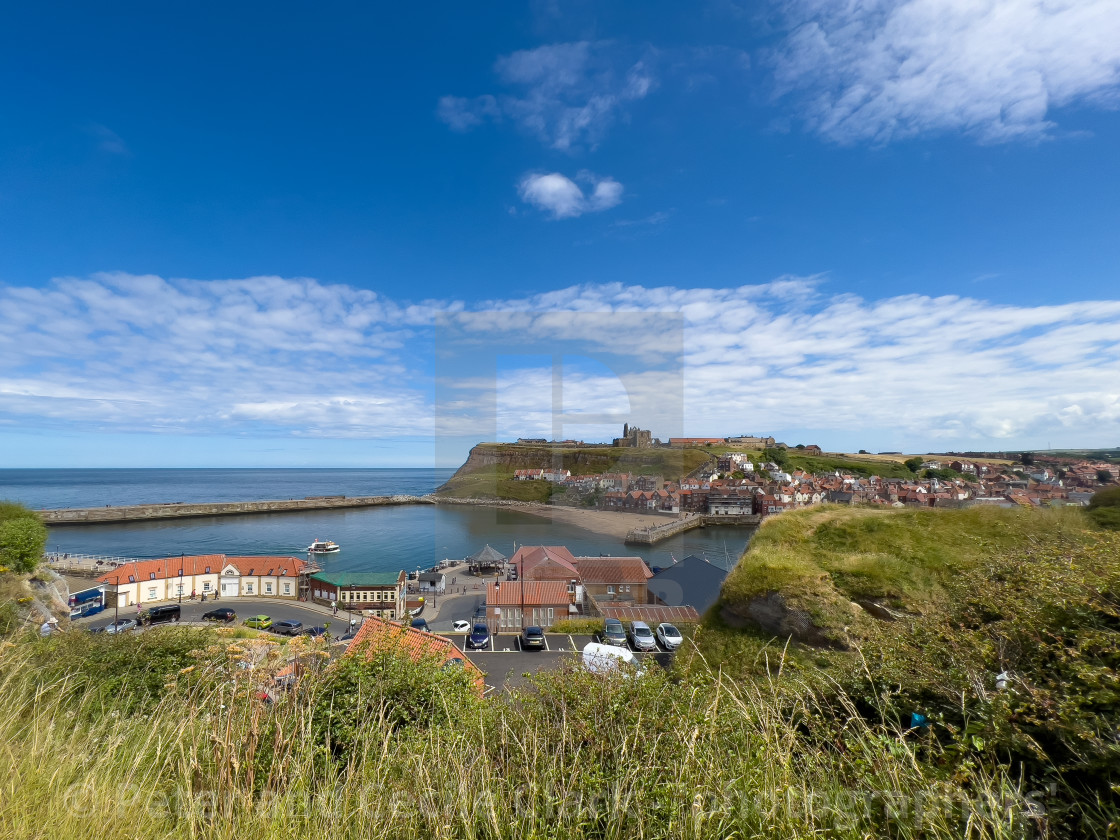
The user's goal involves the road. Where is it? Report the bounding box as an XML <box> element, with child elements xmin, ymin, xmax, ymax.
<box><xmin>76</xmin><ymin>599</ymin><xmax>351</xmax><ymax>634</ymax></box>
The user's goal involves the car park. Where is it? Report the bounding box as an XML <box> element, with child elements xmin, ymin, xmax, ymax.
<box><xmin>104</xmin><ymin>618</ymin><xmax>137</xmax><ymax>634</ymax></box>
<box><xmin>243</xmin><ymin>615</ymin><xmax>272</xmax><ymax>630</ymax></box>
<box><xmin>520</xmin><ymin>625</ymin><xmax>545</xmax><ymax>650</ymax></box>
<box><xmin>628</xmin><ymin>620</ymin><xmax>657</xmax><ymax>651</ymax></box>
<box><xmin>655</xmin><ymin>623</ymin><xmax>683</xmax><ymax>651</ymax></box>
<box><xmin>203</xmin><ymin>608</ymin><xmax>236</xmax><ymax>623</ymax></box>
<box><xmin>411</xmin><ymin>618</ymin><xmax>431</xmax><ymax>632</ymax></box>
<box><xmin>451</xmin><ymin>619</ymin><xmax>471</xmax><ymax>633</ymax></box>
<box><xmin>466</xmin><ymin>623</ymin><xmax>490</xmax><ymax>650</ymax></box>
<box><xmin>602</xmin><ymin>617</ymin><xmax>627</xmax><ymax>647</ymax></box>
<box><xmin>271</xmin><ymin>620</ymin><xmax>303</xmax><ymax>636</ymax></box>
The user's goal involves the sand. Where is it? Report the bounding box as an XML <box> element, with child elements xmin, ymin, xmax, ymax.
<box><xmin>508</xmin><ymin>504</ymin><xmax>678</xmax><ymax>540</ymax></box>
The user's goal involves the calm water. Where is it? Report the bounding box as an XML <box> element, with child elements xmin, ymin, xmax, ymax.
<box><xmin>2</xmin><ymin>469</ymin><xmax>751</xmax><ymax>574</ymax></box>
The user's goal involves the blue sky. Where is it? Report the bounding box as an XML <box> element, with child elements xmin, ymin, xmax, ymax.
<box><xmin>1</xmin><ymin>0</ymin><xmax>1119</xmax><ymax>467</ymax></box>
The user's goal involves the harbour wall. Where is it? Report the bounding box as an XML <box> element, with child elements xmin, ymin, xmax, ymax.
<box><xmin>40</xmin><ymin>495</ymin><xmax>433</xmax><ymax>525</ymax></box>
<box><xmin>624</xmin><ymin>513</ymin><xmax>761</xmax><ymax>545</ymax></box>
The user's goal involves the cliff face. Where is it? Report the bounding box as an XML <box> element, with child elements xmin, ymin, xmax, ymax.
<box><xmin>447</xmin><ymin>444</ymin><xmax>622</xmax><ymax>481</ymax></box>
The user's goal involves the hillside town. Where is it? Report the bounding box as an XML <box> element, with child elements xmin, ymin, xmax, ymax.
<box><xmin>512</xmin><ymin>434</ymin><xmax>1119</xmax><ymax>520</ymax></box>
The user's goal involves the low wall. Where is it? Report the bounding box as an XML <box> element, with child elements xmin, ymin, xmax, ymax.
<box><xmin>40</xmin><ymin>495</ymin><xmax>431</xmax><ymax>525</ymax></box>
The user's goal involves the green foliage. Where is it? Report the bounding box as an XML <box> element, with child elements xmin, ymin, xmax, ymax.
<box><xmin>0</xmin><ymin>501</ymin><xmax>47</xmax><ymax>574</ymax></box>
<box><xmin>308</xmin><ymin>645</ymin><xmax>479</xmax><ymax>762</ymax></box>
<box><xmin>1096</xmin><ymin>469</ymin><xmax>1113</xmax><ymax>484</ymax></box>
<box><xmin>709</xmin><ymin>505</ymin><xmax>1120</xmax><ymax>835</ymax></box>
<box><xmin>1087</xmin><ymin>486</ymin><xmax>1120</xmax><ymax>530</ymax></box>
<box><xmin>904</xmin><ymin>456</ymin><xmax>924</xmax><ymax>472</ymax></box>
<box><xmin>547</xmin><ymin>617</ymin><xmax>603</xmax><ymax>634</ymax></box>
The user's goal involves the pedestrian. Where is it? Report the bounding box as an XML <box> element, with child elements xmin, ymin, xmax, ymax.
<box><xmin>331</xmin><ymin>600</ymin><xmax>337</xmax><ymax>615</ymax></box>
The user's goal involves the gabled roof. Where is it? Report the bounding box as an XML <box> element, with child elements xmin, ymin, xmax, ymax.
<box><xmin>345</xmin><ymin>617</ymin><xmax>484</xmax><ymax>695</ymax></box>
<box><xmin>648</xmin><ymin>555</ymin><xmax>730</xmax><ymax>614</ymax></box>
<box><xmin>573</xmin><ymin>555</ymin><xmax>653</xmax><ymax>584</ymax></box>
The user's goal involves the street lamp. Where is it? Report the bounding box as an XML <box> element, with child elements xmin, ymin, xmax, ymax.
<box><xmin>348</xmin><ymin>583</ymin><xmax>353</xmax><ymax>631</ymax></box>
<box><xmin>178</xmin><ymin>554</ymin><xmax>184</xmax><ymax>604</ymax></box>
<box><xmin>114</xmin><ymin>575</ymin><xmax>119</xmax><ymax>626</ymax></box>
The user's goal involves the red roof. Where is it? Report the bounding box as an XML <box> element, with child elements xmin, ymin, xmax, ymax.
<box><xmin>96</xmin><ymin>554</ymin><xmax>307</xmax><ymax>584</ymax></box>
<box><xmin>346</xmin><ymin>617</ymin><xmax>484</xmax><ymax>695</ymax></box>
<box><xmin>486</xmin><ymin>580</ymin><xmax>570</xmax><ymax>606</ymax></box>
<box><xmin>599</xmin><ymin>604</ymin><xmax>700</xmax><ymax>623</ymax></box>
<box><xmin>573</xmin><ymin>555</ymin><xmax>652</xmax><ymax>584</ymax></box>
<box><xmin>510</xmin><ymin>545</ymin><xmax>579</xmax><ymax>578</ymax></box>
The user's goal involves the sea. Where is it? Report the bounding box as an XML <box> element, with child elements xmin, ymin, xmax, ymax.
<box><xmin>0</xmin><ymin>469</ymin><xmax>752</xmax><ymax>574</ymax></box>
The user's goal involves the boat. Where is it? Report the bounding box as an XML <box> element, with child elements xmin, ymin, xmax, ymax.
<box><xmin>307</xmin><ymin>539</ymin><xmax>341</xmax><ymax>554</ymax></box>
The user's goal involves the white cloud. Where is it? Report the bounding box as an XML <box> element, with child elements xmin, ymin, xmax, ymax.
<box><xmin>438</xmin><ymin>41</ymin><xmax>655</xmax><ymax>150</ymax></box>
<box><xmin>517</xmin><ymin>171</ymin><xmax>623</xmax><ymax>218</ymax></box>
<box><xmin>772</xmin><ymin>0</ymin><xmax>1120</xmax><ymax>143</ymax></box>
<box><xmin>1</xmin><ymin>272</ymin><xmax>1119</xmax><ymax>452</ymax></box>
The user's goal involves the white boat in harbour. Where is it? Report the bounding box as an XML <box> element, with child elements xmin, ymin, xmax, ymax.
<box><xmin>307</xmin><ymin>538</ymin><xmax>341</xmax><ymax>554</ymax></box>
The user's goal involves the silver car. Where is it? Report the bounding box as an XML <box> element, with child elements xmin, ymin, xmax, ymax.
<box><xmin>628</xmin><ymin>620</ymin><xmax>657</xmax><ymax>652</ymax></box>
<box><xmin>104</xmin><ymin>618</ymin><xmax>137</xmax><ymax>634</ymax></box>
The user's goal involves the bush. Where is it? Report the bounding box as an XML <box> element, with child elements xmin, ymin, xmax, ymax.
<box><xmin>548</xmin><ymin>617</ymin><xmax>603</xmax><ymax>634</ymax></box>
<box><xmin>1087</xmin><ymin>486</ymin><xmax>1120</xmax><ymax>530</ymax></box>
<box><xmin>0</xmin><ymin>502</ymin><xmax>47</xmax><ymax>575</ymax></box>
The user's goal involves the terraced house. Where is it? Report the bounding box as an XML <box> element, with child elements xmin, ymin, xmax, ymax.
<box><xmin>97</xmin><ymin>554</ymin><xmax>309</xmax><ymax>608</ymax></box>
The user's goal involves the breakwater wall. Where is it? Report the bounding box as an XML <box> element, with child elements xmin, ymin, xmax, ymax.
<box><xmin>624</xmin><ymin>513</ymin><xmax>761</xmax><ymax>545</ymax></box>
<box><xmin>40</xmin><ymin>495</ymin><xmax>433</xmax><ymax>525</ymax></box>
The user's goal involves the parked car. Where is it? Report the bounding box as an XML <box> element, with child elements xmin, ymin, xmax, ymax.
<box><xmin>655</xmin><ymin>623</ymin><xmax>683</xmax><ymax>651</ymax></box>
<box><xmin>304</xmin><ymin>625</ymin><xmax>329</xmax><ymax>638</ymax></box>
<box><xmin>520</xmin><ymin>625</ymin><xmax>545</xmax><ymax>650</ymax></box>
<box><xmin>271</xmin><ymin>619</ymin><xmax>303</xmax><ymax>636</ymax></box>
<box><xmin>104</xmin><ymin>618</ymin><xmax>137</xmax><ymax>634</ymax></box>
<box><xmin>411</xmin><ymin>618</ymin><xmax>431</xmax><ymax>632</ymax></box>
<box><xmin>602</xmin><ymin>617</ymin><xmax>628</xmax><ymax>647</ymax></box>
<box><xmin>451</xmin><ymin>619</ymin><xmax>471</xmax><ymax>633</ymax></box>
<box><xmin>628</xmin><ymin>620</ymin><xmax>657</xmax><ymax>652</ymax></box>
<box><xmin>144</xmin><ymin>604</ymin><xmax>181</xmax><ymax>625</ymax></box>
<box><xmin>466</xmin><ymin>623</ymin><xmax>490</xmax><ymax>650</ymax></box>
<box><xmin>243</xmin><ymin>615</ymin><xmax>273</xmax><ymax>630</ymax></box>
<box><xmin>203</xmin><ymin>608</ymin><xmax>236</xmax><ymax>623</ymax></box>
<box><xmin>582</xmin><ymin>641</ymin><xmax>645</xmax><ymax>677</ymax></box>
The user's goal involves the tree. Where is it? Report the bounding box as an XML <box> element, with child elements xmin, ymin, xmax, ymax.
<box><xmin>0</xmin><ymin>502</ymin><xmax>47</xmax><ymax>574</ymax></box>
<box><xmin>1097</xmin><ymin>469</ymin><xmax>1113</xmax><ymax>484</ymax></box>
<box><xmin>1020</xmin><ymin>452</ymin><xmax>1036</xmax><ymax>466</ymax></box>
<box><xmin>904</xmin><ymin>457</ymin><xmax>924</xmax><ymax>473</ymax></box>
<box><xmin>1086</xmin><ymin>486</ymin><xmax>1120</xmax><ymax>530</ymax></box>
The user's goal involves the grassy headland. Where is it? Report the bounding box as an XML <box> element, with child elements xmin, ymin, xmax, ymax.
<box><xmin>693</xmin><ymin>504</ymin><xmax>1120</xmax><ymax>835</ymax></box>
<box><xmin>436</xmin><ymin>443</ymin><xmax>712</xmax><ymax>500</ymax></box>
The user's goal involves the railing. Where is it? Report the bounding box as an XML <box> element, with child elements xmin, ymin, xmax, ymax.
<box><xmin>43</xmin><ymin>552</ymin><xmax>150</xmax><ymax>573</ymax></box>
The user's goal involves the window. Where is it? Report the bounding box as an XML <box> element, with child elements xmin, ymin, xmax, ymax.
<box><xmin>150</xmin><ymin>573</ymin><xmax>157</xmax><ymax>580</ymax></box>
<box><xmin>203</xmin><ymin>582</ymin><xmax>212</xmax><ymax>592</ymax></box>
<box><xmin>175</xmin><ymin>584</ymin><xmax>184</xmax><ymax>595</ymax></box>
<box><xmin>205</xmin><ymin>566</ymin><xmax>211</xmax><ymax>574</ymax></box>
<box><xmin>128</xmin><ymin>575</ymin><xmax>135</xmax><ymax>583</ymax></box>
<box><xmin>246</xmin><ymin>584</ymin><xmax>254</xmax><ymax>594</ymax></box>
<box><xmin>265</xmin><ymin>583</ymin><xmax>273</xmax><ymax>594</ymax></box>
<box><xmin>624</xmin><ymin>585</ymin><xmax>631</xmax><ymax>593</ymax></box>
<box><xmin>283</xmin><ymin>583</ymin><xmax>291</xmax><ymax>594</ymax></box>
<box><xmin>147</xmin><ymin>587</ymin><xmax>156</xmax><ymax>599</ymax></box>
<box><xmin>607</xmin><ymin>585</ymin><xmax>615</xmax><ymax>594</ymax></box>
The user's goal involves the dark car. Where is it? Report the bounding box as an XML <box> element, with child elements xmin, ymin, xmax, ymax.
<box><xmin>303</xmin><ymin>625</ymin><xmax>329</xmax><ymax>638</ymax></box>
<box><xmin>520</xmin><ymin>625</ymin><xmax>545</xmax><ymax>650</ymax></box>
<box><xmin>411</xmin><ymin>617</ymin><xmax>431</xmax><ymax>632</ymax></box>
<box><xmin>203</xmin><ymin>608</ymin><xmax>236</xmax><ymax>623</ymax></box>
<box><xmin>271</xmin><ymin>619</ymin><xmax>303</xmax><ymax>636</ymax></box>
<box><xmin>144</xmin><ymin>604</ymin><xmax>181</xmax><ymax>625</ymax></box>
<box><xmin>467</xmin><ymin>622</ymin><xmax>490</xmax><ymax>650</ymax></box>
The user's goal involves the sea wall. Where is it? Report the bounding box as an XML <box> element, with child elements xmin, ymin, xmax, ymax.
<box><xmin>40</xmin><ymin>495</ymin><xmax>432</xmax><ymax>525</ymax></box>
<box><xmin>624</xmin><ymin>513</ymin><xmax>761</xmax><ymax>545</ymax></box>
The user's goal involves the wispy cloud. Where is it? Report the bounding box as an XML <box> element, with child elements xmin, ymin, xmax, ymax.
<box><xmin>771</xmin><ymin>0</ymin><xmax>1120</xmax><ymax>144</ymax></box>
<box><xmin>438</xmin><ymin>41</ymin><xmax>655</xmax><ymax>151</ymax></box>
<box><xmin>1</xmin><ymin>272</ymin><xmax>1118</xmax><ymax>451</ymax></box>
<box><xmin>517</xmin><ymin>171</ymin><xmax>623</xmax><ymax>219</ymax></box>
<box><xmin>87</xmin><ymin>123</ymin><xmax>130</xmax><ymax>155</ymax></box>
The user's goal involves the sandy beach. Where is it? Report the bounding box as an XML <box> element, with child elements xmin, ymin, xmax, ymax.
<box><xmin>506</xmin><ymin>503</ymin><xmax>679</xmax><ymax>540</ymax></box>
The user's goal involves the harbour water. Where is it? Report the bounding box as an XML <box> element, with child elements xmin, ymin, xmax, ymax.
<box><xmin>2</xmin><ymin>469</ymin><xmax>751</xmax><ymax>573</ymax></box>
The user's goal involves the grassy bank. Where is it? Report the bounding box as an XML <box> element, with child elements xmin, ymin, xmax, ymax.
<box><xmin>0</xmin><ymin>627</ymin><xmax>1047</xmax><ymax>840</ymax></box>
<box><xmin>695</xmin><ymin>505</ymin><xmax>1120</xmax><ymax>835</ymax></box>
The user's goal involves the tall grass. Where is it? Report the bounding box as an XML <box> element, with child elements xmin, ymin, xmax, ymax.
<box><xmin>0</xmin><ymin>632</ymin><xmax>1046</xmax><ymax>840</ymax></box>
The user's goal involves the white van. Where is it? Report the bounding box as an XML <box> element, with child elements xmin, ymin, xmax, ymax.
<box><xmin>582</xmin><ymin>641</ymin><xmax>645</xmax><ymax>677</ymax></box>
